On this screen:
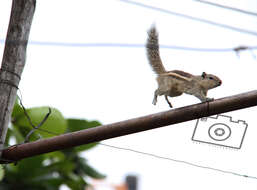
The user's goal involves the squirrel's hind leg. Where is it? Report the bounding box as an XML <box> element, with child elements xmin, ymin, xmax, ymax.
<box><xmin>165</xmin><ymin>95</ymin><xmax>173</xmax><ymax>108</ymax></box>
<box><xmin>152</xmin><ymin>90</ymin><xmax>158</xmax><ymax>105</ymax></box>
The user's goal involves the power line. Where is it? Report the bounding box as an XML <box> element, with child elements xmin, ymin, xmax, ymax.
<box><xmin>99</xmin><ymin>143</ymin><xmax>257</xmax><ymax>180</ymax></box>
<box><xmin>194</xmin><ymin>0</ymin><xmax>257</xmax><ymax>17</ymax></box>
<box><xmin>1</xmin><ymin>39</ymin><xmax>256</xmax><ymax>53</ymax></box>
<box><xmin>119</xmin><ymin>0</ymin><xmax>257</xmax><ymax>37</ymax></box>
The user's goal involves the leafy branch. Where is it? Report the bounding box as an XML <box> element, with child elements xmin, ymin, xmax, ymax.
<box><xmin>1</xmin><ymin>100</ymin><xmax>105</xmax><ymax>190</ymax></box>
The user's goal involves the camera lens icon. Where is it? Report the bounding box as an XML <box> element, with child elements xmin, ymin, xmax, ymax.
<box><xmin>208</xmin><ymin>123</ymin><xmax>231</xmax><ymax>141</ymax></box>
<box><xmin>192</xmin><ymin>115</ymin><xmax>248</xmax><ymax>149</ymax></box>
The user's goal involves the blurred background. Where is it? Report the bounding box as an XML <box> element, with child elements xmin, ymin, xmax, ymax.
<box><xmin>1</xmin><ymin>0</ymin><xmax>257</xmax><ymax>189</ymax></box>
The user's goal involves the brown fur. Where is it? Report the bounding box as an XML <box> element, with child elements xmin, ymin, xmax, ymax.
<box><xmin>146</xmin><ymin>26</ymin><xmax>222</xmax><ymax>108</ymax></box>
<box><xmin>146</xmin><ymin>26</ymin><xmax>166</xmax><ymax>74</ymax></box>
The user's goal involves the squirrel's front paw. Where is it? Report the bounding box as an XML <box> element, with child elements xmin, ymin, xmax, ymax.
<box><xmin>205</xmin><ymin>97</ymin><xmax>214</xmax><ymax>102</ymax></box>
<box><xmin>152</xmin><ymin>98</ymin><xmax>157</xmax><ymax>105</ymax></box>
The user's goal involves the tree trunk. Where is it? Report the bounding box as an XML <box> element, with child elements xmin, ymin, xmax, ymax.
<box><xmin>0</xmin><ymin>0</ymin><xmax>36</xmax><ymax>156</ymax></box>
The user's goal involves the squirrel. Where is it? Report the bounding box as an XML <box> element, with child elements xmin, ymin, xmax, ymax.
<box><xmin>146</xmin><ymin>26</ymin><xmax>222</xmax><ymax>108</ymax></box>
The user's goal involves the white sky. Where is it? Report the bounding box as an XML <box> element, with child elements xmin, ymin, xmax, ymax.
<box><xmin>1</xmin><ymin>0</ymin><xmax>257</xmax><ymax>189</ymax></box>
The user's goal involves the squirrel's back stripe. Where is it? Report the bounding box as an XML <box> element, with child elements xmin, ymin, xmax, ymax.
<box><xmin>171</xmin><ymin>70</ymin><xmax>194</xmax><ymax>79</ymax></box>
<box><xmin>161</xmin><ymin>72</ymin><xmax>192</xmax><ymax>82</ymax></box>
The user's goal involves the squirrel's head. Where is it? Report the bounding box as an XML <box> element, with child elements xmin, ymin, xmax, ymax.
<box><xmin>200</xmin><ymin>72</ymin><xmax>222</xmax><ymax>90</ymax></box>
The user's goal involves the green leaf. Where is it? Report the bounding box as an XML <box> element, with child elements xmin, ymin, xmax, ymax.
<box><xmin>40</xmin><ymin>178</ymin><xmax>63</xmax><ymax>188</ymax></box>
<box><xmin>11</xmin><ymin>97</ymin><xmax>23</xmax><ymax>119</ymax></box>
<box><xmin>11</xmin><ymin>124</ymin><xmax>26</xmax><ymax>143</ymax></box>
<box><xmin>17</xmin><ymin>155</ymin><xmax>45</xmax><ymax>178</ymax></box>
<box><xmin>29</xmin><ymin>176</ymin><xmax>63</xmax><ymax>190</ymax></box>
<box><xmin>78</xmin><ymin>157</ymin><xmax>106</xmax><ymax>179</ymax></box>
<box><xmin>4</xmin><ymin>128</ymin><xmax>13</xmax><ymax>146</ymax></box>
<box><xmin>58</xmin><ymin>160</ymin><xmax>75</xmax><ymax>174</ymax></box>
<box><xmin>14</xmin><ymin>107</ymin><xmax>67</xmax><ymax>139</ymax></box>
<box><xmin>4</xmin><ymin>163</ymin><xmax>18</xmax><ymax>174</ymax></box>
<box><xmin>67</xmin><ymin>119</ymin><xmax>101</xmax><ymax>132</ymax></box>
<box><xmin>44</xmin><ymin>151</ymin><xmax>65</xmax><ymax>161</ymax></box>
<box><xmin>42</xmin><ymin>159</ymin><xmax>75</xmax><ymax>175</ymax></box>
<box><xmin>0</xmin><ymin>165</ymin><xmax>4</xmax><ymax>181</ymax></box>
<box><xmin>67</xmin><ymin>119</ymin><xmax>101</xmax><ymax>152</ymax></box>
<box><xmin>65</xmin><ymin>173</ymin><xmax>86</xmax><ymax>190</ymax></box>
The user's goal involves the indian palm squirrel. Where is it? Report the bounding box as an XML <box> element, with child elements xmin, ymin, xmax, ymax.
<box><xmin>146</xmin><ymin>26</ymin><xmax>222</xmax><ymax>108</ymax></box>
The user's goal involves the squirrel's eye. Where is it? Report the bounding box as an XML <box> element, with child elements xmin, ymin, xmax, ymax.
<box><xmin>209</xmin><ymin>77</ymin><xmax>213</xmax><ymax>80</ymax></box>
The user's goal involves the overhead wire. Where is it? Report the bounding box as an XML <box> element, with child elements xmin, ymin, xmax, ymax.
<box><xmin>193</xmin><ymin>0</ymin><xmax>257</xmax><ymax>17</ymax></box>
<box><xmin>0</xmin><ymin>39</ymin><xmax>256</xmax><ymax>53</ymax></box>
<box><xmin>1</xmin><ymin>1</ymin><xmax>256</xmax><ymax>55</ymax></box>
<box><xmin>119</xmin><ymin>0</ymin><xmax>257</xmax><ymax>37</ymax></box>
<box><xmin>1</xmin><ymin>1</ymin><xmax>257</xmax><ymax>53</ymax></box>
<box><xmin>99</xmin><ymin>143</ymin><xmax>257</xmax><ymax>180</ymax></box>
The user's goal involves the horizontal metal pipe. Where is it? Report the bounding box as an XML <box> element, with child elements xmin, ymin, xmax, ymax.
<box><xmin>2</xmin><ymin>90</ymin><xmax>257</xmax><ymax>163</ymax></box>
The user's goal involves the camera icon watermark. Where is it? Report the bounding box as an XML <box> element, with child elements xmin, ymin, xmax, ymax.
<box><xmin>192</xmin><ymin>115</ymin><xmax>248</xmax><ymax>149</ymax></box>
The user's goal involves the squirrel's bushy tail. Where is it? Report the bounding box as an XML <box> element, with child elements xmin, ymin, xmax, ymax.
<box><xmin>146</xmin><ymin>26</ymin><xmax>166</xmax><ymax>75</ymax></box>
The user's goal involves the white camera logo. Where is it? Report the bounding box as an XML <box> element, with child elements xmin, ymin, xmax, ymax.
<box><xmin>192</xmin><ymin>115</ymin><xmax>248</xmax><ymax>149</ymax></box>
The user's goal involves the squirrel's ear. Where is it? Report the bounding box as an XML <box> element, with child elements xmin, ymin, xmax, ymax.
<box><xmin>202</xmin><ymin>72</ymin><xmax>207</xmax><ymax>78</ymax></box>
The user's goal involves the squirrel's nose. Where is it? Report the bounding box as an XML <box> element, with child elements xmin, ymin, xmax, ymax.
<box><xmin>219</xmin><ymin>80</ymin><xmax>222</xmax><ymax>85</ymax></box>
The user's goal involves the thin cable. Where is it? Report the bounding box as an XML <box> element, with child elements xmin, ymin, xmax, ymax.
<box><xmin>119</xmin><ymin>0</ymin><xmax>257</xmax><ymax>37</ymax></box>
<box><xmin>99</xmin><ymin>143</ymin><xmax>257</xmax><ymax>180</ymax></box>
<box><xmin>194</xmin><ymin>0</ymin><xmax>257</xmax><ymax>17</ymax></box>
<box><xmin>1</xmin><ymin>39</ymin><xmax>256</xmax><ymax>52</ymax></box>
<box><xmin>16</xmin><ymin>90</ymin><xmax>59</xmax><ymax>137</ymax></box>
<box><xmin>0</xmin><ymin>68</ymin><xmax>21</xmax><ymax>80</ymax></box>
